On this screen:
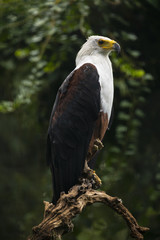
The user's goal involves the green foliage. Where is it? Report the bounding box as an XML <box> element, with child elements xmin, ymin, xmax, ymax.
<box><xmin>0</xmin><ymin>0</ymin><xmax>160</xmax><ymax>240</ymax></box>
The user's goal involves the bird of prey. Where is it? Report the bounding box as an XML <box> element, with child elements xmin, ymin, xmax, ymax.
<box><xmin>47</xmin><ymin>35</ymin><xmax>120</xmax><ymax>203</ymax></box>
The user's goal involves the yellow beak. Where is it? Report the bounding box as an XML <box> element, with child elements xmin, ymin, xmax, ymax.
<box><xmin>102</xmin><ymin>39</ymin><xmax>121</xmax><ymax>53</ymax></box>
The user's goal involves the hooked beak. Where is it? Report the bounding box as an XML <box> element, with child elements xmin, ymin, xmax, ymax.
<box><xmin>100</xmin><ymin>39</ymin><xmax>121</xmax><ymax>54</ymax></box>
<box><xmin>113</xmin><ymin>42</ymin><xmax>121</xmax><ymax>54</ymax></box>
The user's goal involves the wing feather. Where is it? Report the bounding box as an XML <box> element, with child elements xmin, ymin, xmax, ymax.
<box><xmin>47</xmin><ymin>63</ymin><xmax>100</xmax><ymax>203</ymax></box>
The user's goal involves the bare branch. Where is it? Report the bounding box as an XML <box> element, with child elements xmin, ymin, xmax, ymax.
<box><xmin>28</xmin><ymin>179</ymin><xmax>149</xmax><ymax>240</ymax></box>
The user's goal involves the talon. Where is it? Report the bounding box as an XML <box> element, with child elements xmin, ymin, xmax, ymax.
<box><xmin>87</xmin><ymin>139</ymin><xmax>104</xmax><ymax>162</ymax></box>
<box><xmin>94</xmin><ymin>138</ymin><xmax>104</xmax><ymax>150</ymax></box>
<box><xmin>83</xmin><ymin>163</ymin><xmax>102</xmax><ymax>189</ymax></box>
<box><xmin>93</xmin><ymin>144</ymin><xmax>99</xmax><ymax>152</ymax></box>
<box><xmin>93</xmin><ymin>172</ymin><xmax>102</xmax><ymax>186</ymax></box>
<box><xmin>89</xmin><ymin>169</ymin><xmax>102</xmax><ymax>189</ymax></box>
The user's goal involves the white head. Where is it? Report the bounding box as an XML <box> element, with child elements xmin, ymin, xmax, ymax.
<box><xmin>76</xmin><ymin>35</ymin><xmax>120</xmax><ymax>64</ymax></box>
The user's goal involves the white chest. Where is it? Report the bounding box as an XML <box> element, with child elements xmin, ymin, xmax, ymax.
<box><xmin>76</xmin><ymin>55</ymin><xmax>114</xmax><ymax>120</ymax></box>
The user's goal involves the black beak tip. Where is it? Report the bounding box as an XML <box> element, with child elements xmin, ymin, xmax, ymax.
<box><xmin>113</xmin><ymin>43</ymin><xmax>121</xmax><ymax>54</ymax></box>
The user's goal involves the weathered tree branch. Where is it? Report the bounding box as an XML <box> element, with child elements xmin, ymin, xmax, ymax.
<box><xmin>28</xmin><ymin>178</ymin><xmax>149</xmax><ymax>240</ymax></box>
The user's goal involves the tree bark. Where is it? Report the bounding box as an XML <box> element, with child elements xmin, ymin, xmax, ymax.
<box><xmin>28</xmin><ymin>178</ymin><xmax>149</xmax><ymax>240</ymax></box>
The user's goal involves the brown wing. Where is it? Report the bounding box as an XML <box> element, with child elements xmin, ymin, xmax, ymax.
<box><xmin>47</xmin><ymin>63</ymin><xmax>101</xmax><ymax>203</ymax></box>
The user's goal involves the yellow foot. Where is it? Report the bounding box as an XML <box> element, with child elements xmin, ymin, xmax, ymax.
<box><xmin>83</xmin><ymin>168</ymin><xmax>102</xmax><ymax>189</ymax></box>
<box><xmin>94</xmin><ymin>138</ymin><xmax>104</xmax><ymax>150</ymax></box>
<box><xmin>87</xmin><ymin>139</ymin><xmax>104</xmax><ymax>162</ymax></box>
<box><xmin>91</xmin><ymin>169</ymin><xmax>102</xmax><ymax>188</ymax></box>
<box><xmin>92</xmin><ymin>139</ymin><xmax>104</xmax><ymax>156</ymax></box>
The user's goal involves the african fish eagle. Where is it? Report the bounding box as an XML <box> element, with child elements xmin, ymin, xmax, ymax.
<box><xmin>47</xmin><ymin>35</ymin><xmax>120</xmax><ymax>203</ymax></box>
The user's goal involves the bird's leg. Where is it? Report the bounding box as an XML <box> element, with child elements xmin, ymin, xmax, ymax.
<box><xmin>80</xmin><ymin>138</ymin><xmax>103</xmax><ymax>189</ymax></box>
<box><xmin>87</xmin><ymin>138</ymin><xmax>104</xmax><ymax>160</ymax></box>
<box><xmin>82</xmin><ymin>161</ymin><xmax>102</xmax><ymax>189</ymax></box>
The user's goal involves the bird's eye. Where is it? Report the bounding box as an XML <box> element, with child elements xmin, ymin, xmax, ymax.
<box><xmin>98</xmin><ymin>40</ymin><xmax>104</xmax><ymax>45</ymax></box>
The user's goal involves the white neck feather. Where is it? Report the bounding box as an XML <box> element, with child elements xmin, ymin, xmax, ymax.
<box><xmin>75</xmin><ymin>53</ymin><xmax>114</xmax><ymax>120</ymax></box>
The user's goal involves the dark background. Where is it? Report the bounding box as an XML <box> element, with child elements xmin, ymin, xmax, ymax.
<box><xmin>0</xmin><ymin>1</ymin><xmax>160</xmax><ymax>239</ymax></box>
